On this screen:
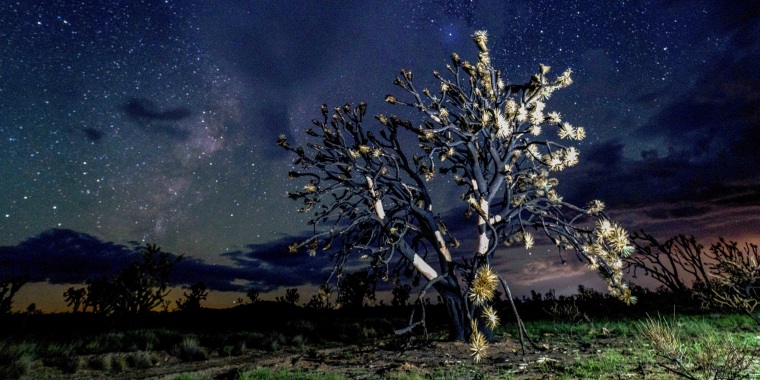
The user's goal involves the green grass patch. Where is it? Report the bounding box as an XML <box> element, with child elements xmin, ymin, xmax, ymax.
<box><xmin>237</xmin><ymin>367</ymin><xmax>346</xmax><ymax>380</ymax></box>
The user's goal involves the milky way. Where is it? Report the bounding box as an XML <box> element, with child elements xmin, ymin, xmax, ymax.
<box><xmin>1</xmin><ymin>1</ymin><xmax>758</xmax><ymax>308</ymax></box>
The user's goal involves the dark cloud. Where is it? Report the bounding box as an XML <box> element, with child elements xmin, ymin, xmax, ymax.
<box><xmin>122</xmin><ymin>98</ymin><xmax>193</xmax><ymax>141</ymax></box>
<box><xmin>704</xmin><ymin>2</ymin><xmax>760</xmax><ymax>36</ymax></box>
<box><xmin>123</xmin><ymin>98</ymin><xmax>192</xmax><ymax>122</ymax></box>
<box><xmin>584</xmin><ymin>140</ymin><xmax>625</xmax><ymax>168</ymax></box>
<box><xmin>0</xmin><ymin>229</ymin><xmax>331</xmax><ymax>293</ymax></box>
<box><xmin>634</xmin><ymin>15</ymin><xmax>760</xmax><ymax>164</ymax></box>
<box><xmin>81</xmin><ymin>128</ymin><xmax>105</xmax><ymax>142</ymax></box>
<box><xmin>0</xmin><ymin>229</ymin><xmax>137</xmax><ymax>284</ymax></box>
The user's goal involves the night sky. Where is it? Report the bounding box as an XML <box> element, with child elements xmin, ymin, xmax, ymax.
<box><xmin>1</xmin><ymin>0</ymin><xmax>759</xmax><ymax>311</ymax></box>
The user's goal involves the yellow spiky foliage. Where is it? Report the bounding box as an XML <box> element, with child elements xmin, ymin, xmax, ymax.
<box><xmin>468</xmin><ymin>265</ymin><xmax>498</xmax><ymax>305</ymax></box>
<box><xmin>469</xmin><ymin>321</ymin><xmax>488</xmax><ymax>363</ymax></box>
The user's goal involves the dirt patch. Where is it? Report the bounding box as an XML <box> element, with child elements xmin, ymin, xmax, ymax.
<box><xmin>20</xmin><ymin>332</ymin><xmax>650</xmax><ymax>380</ymax></box>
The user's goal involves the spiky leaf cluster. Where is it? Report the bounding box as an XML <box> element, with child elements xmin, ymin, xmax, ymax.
<box><xmin>468</xmin><ymin>265</ymin><xmax>498</xmax><ymax>305</ymax></box>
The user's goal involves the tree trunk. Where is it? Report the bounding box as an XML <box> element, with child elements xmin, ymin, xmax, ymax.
<box><xmin>433</xmin><ymin>268</ymin><xmax>467</xmax><ymax>341</ymax></box>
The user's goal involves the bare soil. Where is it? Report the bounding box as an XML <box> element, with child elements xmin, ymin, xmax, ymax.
<box><xmin>21</xmin><ymin>330</ymin><xmax>657</xmax><ymax>379</ymax></box>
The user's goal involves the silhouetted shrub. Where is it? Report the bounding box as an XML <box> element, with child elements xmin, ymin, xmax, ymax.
<box><xmin>172</xmin><ymin>336</ymin><xmax>207</xmax><ymax>362</ymax></box>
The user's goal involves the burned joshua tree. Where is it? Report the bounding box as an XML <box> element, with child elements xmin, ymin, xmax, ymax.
<box><xmin>280</xmin><ymin>31</ymin><xmax>633</xmax><ymax>360</ymax></box>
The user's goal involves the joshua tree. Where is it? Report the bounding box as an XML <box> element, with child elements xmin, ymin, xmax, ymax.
<box><xmin>275</xmin><ymin>288</ymin><xmax>300</xmax><ymax>306</ymax></box>
<box><xmin>63</xmin><ymin>286</ymin><xmax>87</xmax><ymax>313</ymax></box>
<box><xmin>337</xmin><ymin>269</ymin><xmax>376</xmax><ymax>309</ymax></box>
<box><xmin>83</xmin><ymin>244</ymin><xmax>183</xmax><ymax>317</ymax></box>
<box><xmin>281</xmin><ymin>31</ymin><xmax>633</xmax><ymax>358</ymax></box>
<box><xmin>246</xmin><ymin>287</ymin><xmax>260</xmax><ymax>304</ymax></box>
<box><xmin>175</xmin><ymin>281</ymin><xmax>209</xmax><ymax>312</ymax></box>
<box><xmin>305</xmin><ymin>284</ymin><xmax>333</xmax><ymax>309</ymax></box>
<box><xmin>0</xmin><ymin>276</ymin><xmax>28</xmax><ymax>314</ymax></box>
<box><xmin>627</xmin><ymin>232</ymin><xmax>759</xmax><ymax>323</ymax></box>
<box><xmin>626</xmin><ymin>231</ymin><xmax>713</xmax><ymax>294</ymax></box>
<box><xmin>391</xmin><ymin>284</ymin><xmax>413</xmax><ymax>307</ymax></box>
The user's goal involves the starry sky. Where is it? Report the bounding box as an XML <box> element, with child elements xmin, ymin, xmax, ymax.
<box><xmin>1</xmin><ymin>0</ymin><xmax>759</xmax><ymax>311</ymax></box>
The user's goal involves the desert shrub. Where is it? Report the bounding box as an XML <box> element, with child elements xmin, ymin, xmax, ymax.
<box><xmin>111</xmin><ymin>353</ymin><xmax>128</xmax><ymax>372</ymax></box>
<box><xmin>88</xmin><ymin>354</ymin><xmax>111</xmax><ymax>371</ymax></box>
<box><xmin>232</xmin><ymin>340</ymin><xmax>247</xmax><ymax>356</ymax></box>
<box><xmin>336</xmin><ymin>322</ymin><xmax>377</xmax><ymax>343</ymax></box>
<box><xmin>219</xmin><ymin>345</ymin><xmax>235</xmax><ymax>357</ymax></box>
<box><xmin>543</xmin><ymin>300</ymin><xmax>589</xmax><ymax>323</ymax></box>
<box><xmin>638</xmin><ymin>315</ymin><xmax>758</xmax><ymax>379</ymax></box>
<box><xmin>698</xmin><ymin>239</ymin><xmax>759</xmax><ymax>323</ymax></box>
<box><xmin>0</xmin><ymin>342</ymin><xmax>35</xmax><ymax>380</ymax></box>
<box><xmin>627</xmin><ymin>233</ymin><xmax>760</xmax><ymax>322</ymax></box>
<box><xmin>172</xmin><ymin>336</ymin><xmax>208</xmax><ymax>362</ymax></box>
<box><xmin>41</xmin><ymin>343</ymin><xmax>81</xmax><ymax>374</ymax></box>
<box><xmin>290</xmin><ymin>335</ymin><xmax>308</xmax><ymax>351</ymax></box>
<box><xmin>287</xmin><ymin>319</ymin><xmax>316</xmax><ymax>334</ymax></box>
<box><xmin>266</xmin><ymin>332</ymin><xmax>287</xmax><ymax>352</ymax></box>
<box><xmin>122</xmin><ymin>329</ymin><xmax>161</xmax><ymax>351</ymax></box>
<box><xmin>236</xmin><ymin>331</ymin><xmax>266</xmax><ymax>350</ymax></box>
<box><xmin>84</xmin><ymin>331</ymin><xmax>124</xmax><ymax>353</ymax></box>
<box><xmin>126</xmin><ymin>350</ymin><xmax>158</xmax><ymax>369</ymax></box>
<box><xmin>88</xmin><ymin>353</ymin><xmax>130</xmax><ymax>372</ymax></box>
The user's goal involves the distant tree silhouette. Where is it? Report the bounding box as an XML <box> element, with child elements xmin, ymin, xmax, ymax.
<box><xmin>337</xmin><ymin>270</ymin><xmax>376</xmax><ymax>309</ymax></box>
<box><xmin>63</xmin><ymin>286</ymin><xmax>87</xmax><ymax>313</ymax></box>
<box><xmin>391</xmin><ymin>284</ymin><xmax>413</xmax><ymax>307</ymax></box>
<box><xmin>175</xmin><ymin>281</ymin><xmax>209</xmax><ymax>312</ymax></box>
<box><xmin>81</xmin><ymin>244</ymin><xmax>183</xmax><ymax>316</ymax></box>
<box><xmin>281</xmin><ymin>30</ymin><xmax>633</xmax><ymax>357</ymax></box>
<box><xmin>703</xmin><ymin>238</ymin><xmax>759</xmax><ymax>323</ymax></box>
<box><xmin>305</xmin><ymin>284</ymin><xmax>333</xmax><ymax>309</ymax></box>
<box><xmin>246</xmin><ymin>288</ymin><xmax>260</xmax><ymax>304</ymax></box>
<box><xmin>0</xmin><ymin>276</ymin><xmax>28</xmax><ymax>315</ymax></box>
<box><xmin>626</xmin><ymin>231</ymin><xmax>712</xmax><ymax>294</ymax></box>
<box><xmin>275</xmin><ymin>288</ymin><xmax>300</xmax><ymax>306</ymax></box>
<box><xmin>25</xmin><ymin>303</ymin><xmax>38</xmax><ymax>315</ymax></box>
<box><xmin>628</xmin><ymin>232</ymin><xmax>760</xmax><ymax>323</ymax></box>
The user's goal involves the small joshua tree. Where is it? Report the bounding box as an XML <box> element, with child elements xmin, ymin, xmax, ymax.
<box><xmin>63</xmin><ymin>286</ymin><xmax>87</xmax><ymax>313</ymax></box>
<box><xmin>0</xmin><ymin>276</ymin><xmax>28</xmax><ymax>315</ymax></box>
<box><xmin>305</xmin><ymin>284</ymin><xmax>333</xmax><ymax>309</ymax></box>
<box><xmin>281</xmin><ymin>30</ymin><xmax>633</xmax><ymax>359</ymax></box>
<box><xmin>246</xmin><ymin>288</ymin><xmax>260</xmax><ymax>304</ymax></box>
<box><xmin>337</xmin><ymin>269</ymin><xmax>376</xmax><ymax>309</ymax></box>
<box><xmin>275</xmin><ymin>288</ymin><xmax>300</xmax><ymax>306</ymax></box>
<box><xmin>175</xmin><ymin>281</ymin><xmax>209</xmax><ymax>312</ymax></box>
<box><xmin>391</xmin><ymin>284</ymin><xmax>413</xmax><ymax>307</ymax></box>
